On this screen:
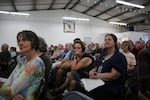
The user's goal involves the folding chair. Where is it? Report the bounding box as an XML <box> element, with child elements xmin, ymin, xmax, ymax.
<box><xmin>62</xmin><ymin>91</ymin><xmax>94</xmax><ymax>100</ymax></box>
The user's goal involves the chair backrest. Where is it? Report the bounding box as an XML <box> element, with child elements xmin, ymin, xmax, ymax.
<box><xmin>62</xmin><ymin>91</ymin><xmax>94</xmax><ymax>100</ymax></box>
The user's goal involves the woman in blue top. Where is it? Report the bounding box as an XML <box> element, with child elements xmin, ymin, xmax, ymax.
<box><xmin>88</xmin><ymin>33</ymin><xmax>127</xmax><ymax>100</ymax></box>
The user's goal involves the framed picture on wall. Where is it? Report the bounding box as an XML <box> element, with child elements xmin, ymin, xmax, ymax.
<box><xmin>63</xmin><ymin>20</ymin><xmax>75</xmax><ymax>33</ymax></box>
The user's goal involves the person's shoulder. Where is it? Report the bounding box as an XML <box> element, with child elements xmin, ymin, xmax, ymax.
<box><xmin>83</xmin><ymin>53</ymin><xmax>92</xmax><ymax>57</ymax></box>
<box><xmin>31</xmin><ymin>56</ymin><xmax>45</xmax><ymax>65</ymax></box>
<box><xmin>40</xmin><ymin>53</ymin><xmax>50</xmax><ymax>59</ymax></box>
<box><xmin>139</xmin><ymin>48</ymin><xmax>150</xmax><ymax>57</ymax></box>
<box><xmin>114</xmin><ymin>51</ymin><xmax>126</xmax><ymax>60</ymax></box>
<box><xmin>83</xmin><ymin>53</ymin><xmax>95</xmax><ymax>61</ymax></box>
<box><xmin>141</xmin><ymin>48</ymin><xmax>150</xmax><ymax>53</ymax></box>
<box><xmin>67</xmin><ymin>50</ymin><xmax>73</xmax><ymax>54</ymax></box>
<box><xmin>40</xmin><ymin>54</ymin><xmax>52</xmax><ymax>63</ymax></box>
<box><xmin>115</xmin><ymin>51</ymin><xmax>124</xmax><ymax>56</ymax></box>
<box><xmin>19</xmin><ymin>56</ymin><xmax>26</xmax><ymax>62</ymax></box>
<box><xmin>128</xmin><ymin>52</ymin><xmax>136</xmax><ymax>57</ymax></box>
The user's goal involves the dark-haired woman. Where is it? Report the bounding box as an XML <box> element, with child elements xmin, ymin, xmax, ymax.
<box><xmin>0</xmin><ymin>30</ymin><xmax>45</xmax><ymax>100</ymax></box>
<box><xmin>88</xmin><ymin>33</ymin><xmax>127</xmax><ymax>100</ymax></box>
<box><xmin>51</xmin><ymin>41</ymin><xmax>94</xmax><ymax>95</ymax></box>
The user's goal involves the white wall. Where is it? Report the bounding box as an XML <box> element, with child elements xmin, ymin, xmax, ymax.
<box><xmin>0</xmin><ymin>10</ymin><xmax>144</xmax><ymax>51</ymax></box>
<box><xmin>116</xmin><ymin>31</ymin><xmax>150</xmax><ymax>43</ymax></box>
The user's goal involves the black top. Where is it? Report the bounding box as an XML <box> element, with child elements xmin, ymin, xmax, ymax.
<box><xmin>76</xmin><ymin>53</ymin><xmax>95</xmax><ymax>78</ymax></box>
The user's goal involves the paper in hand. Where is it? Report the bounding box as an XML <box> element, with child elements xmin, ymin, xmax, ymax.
<box><xmin>81</xmin><ymin>78</ymin><xmax>105</xmax><ymax>92</ymax></box>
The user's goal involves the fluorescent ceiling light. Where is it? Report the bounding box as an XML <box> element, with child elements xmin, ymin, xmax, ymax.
<box><xmin>109</xmin><ymin>21</ymin><xmax>127</xmax><ymax>26</ymax></box>
<box><xmin>63</xmin><ymin>17</ymin><xmax>90</xmax><ymax>21</ymax></box>
<box><xmin>116</xmin><ymin>0</ymin><xmax>145</xmax><ymax>9</ymax></box>
<box><xmin>0</xmin><ymin>11</ymin><xmax>9</xmax><ymax>14</ymax></box>
<box><xmin>10</xmin><ymin>12</ymin><xmax>30</xmax><ymax>16</ymax></box>
<box><xmin>0</xmin><ymin>11</ymin><xmax>30</xmax><ymax>16</ymax></box>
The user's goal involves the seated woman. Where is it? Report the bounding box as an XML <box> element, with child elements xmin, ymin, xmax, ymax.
<box><xmin>0</xmin><ymin>30</ymin><xmax>45</xmax><ymax>100</ymax></box>
<box><xmin>11</xmin><ymin>36</ymin><xmax>52</xmax><ymax>100</ymax></box>
<box><xmin>51</xmin><ymin>41</ymin><xmax>95</xmax><ymax>95</ymax></box>
<box><xmin>121</xmin><ymin>40</ymin><xmax>136</xmax><ymax>97</ymax></box>
<box><xmin>121</xmin><ymin>40</ymin><xmax>136</xmax><ymax>72</ymax></box>
<box><xmin>88</xmin><ymin>33</ymin><xmax>127</xmax><ymax>100</ymax></box>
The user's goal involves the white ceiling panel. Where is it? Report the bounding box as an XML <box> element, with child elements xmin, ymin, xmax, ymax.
<box><xmin>36</xmin><ymin>4</ymin><xmax>50</xmax><ymax>10</ymax></box>
<box><xmin>16</xmin><ymin>5</ymin><xmax>33</xmax><ymax>11</ymax></box>
<box><xmin>86</xmin><ymin>9</ymin><xmax>100</xmax><ymax>16</ymax></box>
<box><xmin>0</xmin><ymin>0</ymin><xmax>149</xmax><ymax>28</ymax></box>
<box><xmin>98</xmin><ymin>14</ymin><xmax>112</xmax><ymax>19</ymax></box>
<box><xmin>73</xmin><ymin>4</ymin><xmax>88</xmax><ymax>12</ymax></box>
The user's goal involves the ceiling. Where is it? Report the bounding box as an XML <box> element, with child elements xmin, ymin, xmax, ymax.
<box><xmin>0</xmin><ymin>0</ymin><xmax>150</xmax><ymax>30</ymax></box>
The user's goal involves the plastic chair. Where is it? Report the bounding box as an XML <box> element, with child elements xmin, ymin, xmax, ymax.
<box><xmin>62</xmin><ymin>91</ymin><xmax>94</xmax><ymax>100</ymax></box>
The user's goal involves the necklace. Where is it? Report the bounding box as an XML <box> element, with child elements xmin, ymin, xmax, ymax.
<box><xmin>104</xmin><ymin>53</ymin><xmax>114</xmax><ymax>60</ymax></box>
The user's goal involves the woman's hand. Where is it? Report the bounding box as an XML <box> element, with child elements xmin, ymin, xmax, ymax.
<box><xmin>89</xmin><ymin>69</ymin><xmax>98</xmax><ymax>79</ymax></box>
<box><xmin>71</xmin><ymin>57</ymin><xmax>80</xmax><ymax>70</ymax></box>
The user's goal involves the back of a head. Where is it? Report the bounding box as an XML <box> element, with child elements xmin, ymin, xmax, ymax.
<box><xmin>10</xmin><ymin>47</ymin><xmax>16</xmax><ymax>52</ymax></box>
<box><xmin>1</xmin><ymin>43</ymin><xmax>9</xmax><ymax>52</ymax></box>
<box><xmin>38</xmin><ymin>37</ymin><xmax>48</xmax><ymax>53</ymax></box>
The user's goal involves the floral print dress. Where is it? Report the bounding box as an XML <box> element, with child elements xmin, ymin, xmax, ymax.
<box><xmin>0</xmin><ymin>56</ymin><xmax>45</xmax><ymax>100</ymax></box>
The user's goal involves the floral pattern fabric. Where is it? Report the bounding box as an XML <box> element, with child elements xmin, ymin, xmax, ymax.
<box><xmin>0</xmin><ymin>56</ymin><xmax>45</xmax><ymax>100</ymax></box>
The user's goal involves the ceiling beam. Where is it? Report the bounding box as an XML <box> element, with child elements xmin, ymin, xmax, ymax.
<box><xmin>48</xmin><ymin>0</ymin><xmax>56</xmax><ymax>10</ymax></box>
<box><xmin>70</xmin><ymin>0</ymin><xmax>80</xmax><ymax>10</ymax></box>
<box><xmin>120</xmin><ymin>14</ymin><xmax>146</xmax><ymax>22</ymax></box>
<box><xmin>64</xmin><ymin>0</ymin><xmax>73</xmax><ymax>9</ymax></box>
<box><xmin>128</xmin><ymin>16</ymin><xmax>150</xmax><ymax>26</ymax></box>
<box><xmin>128</xmin><ymin>11</ymin><xmax>150</xmax><ymax>25</ymax></box>
<box><xmin>73</xmin><ymin>9</ymin><xmax>103</xmax><ymax>20</ymax></box>
<box><xmin>94</xmin><ymin>4</ymin><xmax>120</xmax><ymax>17</ymax></box>
<box><xmin>83</xmin><ymin>0</ymin><xmax>105</xmax><ymax>14</ymax></box>
<box><xmin>33</xmin><ymin>0</ymin><xmax>37</xmax><ymax>11</ymax></box>
<box><xmin>136</xmin><ymin>28</ymin><xmax>150</xmax><ymax>31</ymax></box>
<box><xmin>104</xmin><ymin>7</ymin><xmax>138</xmax><ymax>21</ymax></box>
<box><xmin>119</xmin><ymin>1</ymin><xmax>150</xmax><ymax>22</ymax></box>
<box><xmin>10</xmin><ymin>0</ymin><xmax>17</xmax><ymax>12</ymax></box>
<box><xmin>128</xmin><ymin>19</ymin><xmax>145</xmax><ymax>26</ymax></box>
<box><xmin>143</xmin><ymin>1</ymin><xmax>150</xmax><ymax>6</ymax></box>
<box><xmin>104</xmin><ymin>1</ymin><xmax>150</xmax><ymax>21</ymax></box>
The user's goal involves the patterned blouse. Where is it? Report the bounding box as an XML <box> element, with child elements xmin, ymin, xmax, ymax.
<box><xmin>0</xmin><ymin>56</ymin><xmax>45</xmax><ymax>100</ymax></box>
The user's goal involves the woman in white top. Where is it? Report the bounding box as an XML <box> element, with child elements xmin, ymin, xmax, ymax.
<box><xmin>121</xmin><ymin>40</ymin><xmax>136</xmax><ymax>98</ymax></box>
<box><xmin>121</xmin><ymin>41</ymin><xmax>136</xmax><ymax>72</ymax></box>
